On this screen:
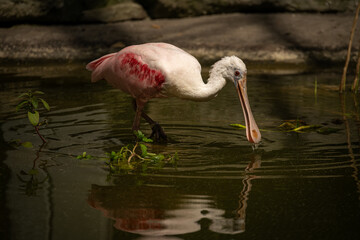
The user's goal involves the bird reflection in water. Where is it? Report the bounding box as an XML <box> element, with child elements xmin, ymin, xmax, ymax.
<box><xmin>87</xmin><ymin>154</ymin><xmax>262</xmax><ymax>236</ymax></box>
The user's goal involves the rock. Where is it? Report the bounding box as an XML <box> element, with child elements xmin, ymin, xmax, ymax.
<box><xmin>0</xmin><ymin>0</ymin><xmax>87</xmax><ymax>23</ymax></box>
<box><xmin>137</xmin><ymin>0</ymin><xmax>357</xmax><ymax>18</ymax></box>
<box><xmin>0</xmin><ymin>13</ymin><xmax>357</xmax><ymax>64</ymax></box>
<box><xmin>272</xmin><ymin>0</ymin><xmax>357</xmax><ymax>12</ymax></box>
<box><xmin>0</xmin><ymin>0</ymin><xmax>145</xmax><ymax>24</ymax></box>
<box><xmin>1</xmin><ymin>0</ymin><xmax>358</xmax><ymax>24</ymax></box>
<box><xmin>82</xmin><ymin>2</ymin><xmax>148</xmax><ymax>23</ymax></box>
<box><xmin>0</xmin><ymin>0</ymin><xmax>63</xmax><ymax>22</ymax></box>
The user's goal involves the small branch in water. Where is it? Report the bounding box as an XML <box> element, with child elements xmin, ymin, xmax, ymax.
<box><xmin>340</xmin><ymin>2</ymin><xmax>360</xmax><ymax>92</ymax></box>
<box><xmin>35</xmin><ymin>126</ymin><xmax>46</xmax><ymax>143</ymax></box>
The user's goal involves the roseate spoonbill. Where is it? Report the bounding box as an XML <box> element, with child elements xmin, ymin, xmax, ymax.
<box><xmin>86</xmin><ymin>43</ymin><xmax>261</xmax><ymax>143</ymax></box>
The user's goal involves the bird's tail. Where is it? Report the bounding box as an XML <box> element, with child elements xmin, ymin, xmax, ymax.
<box><xmin>86</xmin><ymin>53</ymin><xmax>116</xmax><ymax>82</ymax></box>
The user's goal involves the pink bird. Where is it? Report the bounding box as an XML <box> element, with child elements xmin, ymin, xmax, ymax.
<box><xmin>86</xmin><ymin>43</ymin><xmax>261</xmax><ymax>143</ymax></box>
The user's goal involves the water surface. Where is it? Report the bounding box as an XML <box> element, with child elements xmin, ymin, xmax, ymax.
<box><xmin>0</xmin><ymin>63</ymin><xmax>359</xmax><ymax>240</ymax></box>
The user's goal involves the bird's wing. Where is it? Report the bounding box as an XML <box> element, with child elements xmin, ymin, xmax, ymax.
<box><xmin>86</xmin><ymin>43</ymin><xmax>204</xmax><ymax>100</ymax></box>
<box><xmin>86</xmin><ymin>52</ymin><xmax>117</xmax><ymax>82</ymax></box>
<box><xmin>127</xmin><ymin>44</ymin><xmax>207</xmax><ymax>100</ymax></box>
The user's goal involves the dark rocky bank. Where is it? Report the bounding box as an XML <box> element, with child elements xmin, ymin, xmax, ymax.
<box><xmin>0</xmin><ymin>0</ymin><xmax>359</xmax><ymax>65</ymax></box>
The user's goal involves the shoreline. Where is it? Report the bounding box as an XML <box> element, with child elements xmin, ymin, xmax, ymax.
<box><xmin>0</xmin><ymin>13</ymin><xmax>358</xmax><ymax>65</ymax></box>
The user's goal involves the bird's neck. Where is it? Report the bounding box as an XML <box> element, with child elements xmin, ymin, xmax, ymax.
<box><xmin>172</xmin><ymin>65</ymin><xmax>227</xmax><ymax>102</ymax></box>
<box><xmin>196</xmin><ymin>70</ymin><xmax>227</xmax><ymax>101</ymax></box>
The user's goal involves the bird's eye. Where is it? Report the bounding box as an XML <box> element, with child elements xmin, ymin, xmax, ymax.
<box><xmin>234</xmin><ymin>70</ymin><xmax>241</xmax><ymax>77</ymax></box>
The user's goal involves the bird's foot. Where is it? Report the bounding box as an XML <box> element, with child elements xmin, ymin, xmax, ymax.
<box><xmin>150</xmin><ymin>123</ymin><xmax>167</xmax><ymax>142</ymax></box>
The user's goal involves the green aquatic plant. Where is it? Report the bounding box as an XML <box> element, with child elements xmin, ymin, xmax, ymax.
<box><xmin>229</xmin><ymin>123</ymin><xmax>246</xmax><ymax>129</ymax></box>
<box><xmin>278</xmin><ymin>119</ymin><xmax>310</xmax><ymax>132</ymax></box>
<box><xmin>230</xmin><ymin>119</ymin><xmax>340</xmax><ymax>135</ymax></box>
<box><xmin>278</xmin><ymin>120</ymin><xmax>339</xmax><ymax>134</ymax></box>
<box><xmin>77</xmin><ymin>152</ymin><xmax>93</xmax><ymax>160</ymax></box>
<box><xmin>16</xmin><ymin>90</ymin><xmax>50</xmax><ymax>143</ymax></box>
<box><xmin>105</xmin><ymin>130</ymin><xmax>178</xmax><ymax>174</ymax></box>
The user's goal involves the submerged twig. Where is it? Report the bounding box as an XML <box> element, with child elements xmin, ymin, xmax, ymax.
<box><xmin>340</xmin><ymin>94</ymin><xmax>360</xmax><ymax>199</ymax></box>
<box><xmin>340</xmin><ymin>2</ymin><xmax>360</xmax><ymax>92</ymax></box>
<box><xmin>35</xmin><ymin>126</ymin><xmax>47</xmax><ymax>143</ymax></box>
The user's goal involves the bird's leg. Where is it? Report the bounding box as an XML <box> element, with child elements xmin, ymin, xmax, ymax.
<box><xmin>132</xmin><ymin>99</ymin><xmax>167</xmax><ymax>141</ymax></box>
<box><xmin>132</xmin><ymin>99</ymin><xmax>144</xmax><ymax>132</ymax></box>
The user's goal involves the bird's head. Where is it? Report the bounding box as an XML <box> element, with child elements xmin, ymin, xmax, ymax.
<box><xmin>211</xmin><ymin>56</ymin><xmax>261</xmax><ymax>144</ymax></box>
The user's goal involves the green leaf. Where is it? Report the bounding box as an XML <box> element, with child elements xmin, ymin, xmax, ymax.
<box><xmin>17</xmin><ymin>92</ymin><xmax>29</xmax><ymax>98</ymax></box>
<box><xmin>28</xmin><ymin>111</ymin><xmax>39</xmax><ymax>126</ymax></box>
<box><xmin>293</xmin><ymin>125</ymin><xmax>321</xmax><ymax>132</ymax></box>
<box><xmin>142</xmin><ymin>137</ymin><xmax>153</xmax><ymax>143</ymax></box>
<box><xmin>230</xmin><ymin>123</ymin><xmax>246</xmax><ymax>129</ymax></box>
<box><xmin>109</xmin><ymin>164</ymin><xmax>117</xmax><ymax>172</ymax></box>
<box><xmin>278</xmin><ymin>122</ymin><xmax>296</xmax><ymax>130</ymax></box>
<box><xmin>16</xmin><ymin>100</ymin><xmax>28</xmax><ymax>112</ymax></box>
<box><xmin>134</xmin><ymin>130</ymin><xmax>144</xmax><ymax>141</ymax></box>
<box><xmin>38</xmin><ymin>119</ymin><xmax>48</xmax><ymax>126</ymax></box>
<box><xmin>21</xmin><ymin>141</ymin><xmax>33</xmax><ymax>148</ymax></box>
<box><xmin>152</xmin><ymin>154</ymin><xmax>165</xmax><ymax>162</ymax></box>
<box><xmin>77</xmin><ymin>152</ymin><xmax>92</xmax><ymax>159</ymax></box>
<box><xmin>39</xmin><ymin>98</ymin><xmax>50</xmax><ymax>111</ymax></box>
<box><xmin>158</xmin><ymin>154</ymin><xmax>165</xmax><ymax>161</ymax></box>
<box><xmin>33</xmin><ymin>91</ymin><xmax>45</xmax><ymax>95</ymax></box>
<box><xmin>170</xmin><ymin>152</ymin><xmax>179</xmax><ymax>165</ymax></box>
<box><xmin>140</xmin><ymin>143</ymin><xmax>148</xmax><ymax>157</ymax></box>
<box><xmin>30</xmin><ymin>98</ymin><xmax>38</xmax><ymax>109</ymax></box>
<box><xmin>133</xmin><ymin>130</ymin><xmax>153</xmax><ymax>142</ymax></box>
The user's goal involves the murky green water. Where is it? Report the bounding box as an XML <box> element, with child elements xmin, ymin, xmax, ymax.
<box><xmin>1</xmin><ymin>63</ymin><xmax>359</xmax><ymax>240</ymax></box>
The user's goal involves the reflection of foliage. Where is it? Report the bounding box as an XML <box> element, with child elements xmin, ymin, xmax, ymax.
<box><xmin>105</xmin><ymin>131</ymin><xmax>178</xmax><ymax>175</ymax></box>
<box><xmin>17</xmin><ymin>168</ymin><xmax>49</xmax><ymax>196</ymax></box>
<box><xmin>17</xmin><ymin>143</ymin><xmax>50</xmax><ymax>196</ymax></box>
<box><xmin>16</xmin><ymin>90</ymin><xmax>50</xmax><ymax>143</ymax></box>
<box><xmin>8</xmin><ymin>139</ymin><xmax>33</xmax><ymax>148</ymax></box>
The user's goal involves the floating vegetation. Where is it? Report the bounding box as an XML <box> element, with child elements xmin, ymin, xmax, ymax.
<box><xmin>77</xmin><ymin>152</ymin><xmax>93</xmax><ymax>160</ymax></box>
<box><xmin>229</xmin><ymin>123</ymin><xmax>246</xmax><ymax>129</ymax></box>
<box><xmin>278</xmin><ymin>120</ymin><xmax>339</xmax><ymax>134</ymax></box>
<box><xmin>278</xmin><ymin>120</ymin><xmax>321</xmax><ymax>132</ymax></box>
<box><xmin>77</xmin><ymin>131</ymin><xmax>178</xmax><ymax>175</ymax></box>
<box><xmin>106</xmin><ymin>131</ymin><xmax>178</xmax><ymax>174</ymax></box>
<box><xmin>231</xmin><ymin>119</ymin><xmax>340</xmax><ymax>135</ymax></box>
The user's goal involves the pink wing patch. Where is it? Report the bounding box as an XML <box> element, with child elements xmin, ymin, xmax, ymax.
<box><xmin>120</xmin><ymin>53</ymin><xmax>165</xmax><ymax>88</ymax></box>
